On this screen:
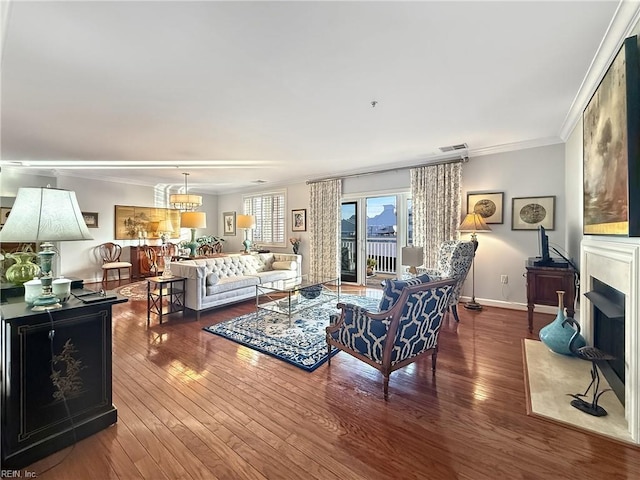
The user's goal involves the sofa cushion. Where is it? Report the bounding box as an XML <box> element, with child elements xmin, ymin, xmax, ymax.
<box><xmin>272</xmin><ymin>260</ymin><xmax>298</xmax><ymax>271</ymax></box>
<box><xmin>206</xmin><ymin>276</ymin><xmax>260</xmax><ymax>295</ymax></box>
<box><xmin>378</xmin><ymin>274</ymin><xmax>431</xmax><ymax>311</ymax></box>
<box><xmin>253</xmin><ymin>270</ymin><xmax>298</xmax><ymax>283</ymax></box>
<box><xmin>206</xmin><ymin>273</ymin><xmax>220</xmax><ymax>286</ymax></box>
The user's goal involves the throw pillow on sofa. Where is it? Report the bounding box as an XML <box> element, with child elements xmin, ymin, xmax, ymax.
<box><xmin>378</xmin><ymin>273</ymin><xmax>431</xmax><ymax>311</ymax></box>
<box><xmin>206</xmin><ymin>272</ymin><xmax>220</xmax><ymax>286</ymax></box>
<box><xmin>272</xmin><ymin>261</ymin><xmax>298</xmax><ymax>271</ymax></box>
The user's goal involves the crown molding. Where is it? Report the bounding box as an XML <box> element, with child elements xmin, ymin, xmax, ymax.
<box><xmin>468</xmin><ymin>137</ymin><xmax>563</xmax><ymax>158</ymax></box>
<box><xmin>560</xmin><ymin>0</ymin><xmax>640</xmax><ymax>141</ymax></box>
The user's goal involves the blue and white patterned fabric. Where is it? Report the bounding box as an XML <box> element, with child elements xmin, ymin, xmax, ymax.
<box><xmin>418</xmin><ymin>241</ymin><xmax>474</xmax><ymax>307</ymax></box>
<box><xmin>328</xmin><ymin>282</ymin><xmax>453</xmax><ymax>365</ymax></box>
<box><xmin>378</xmin><ymin>273</ymin><xmax>431</xmax><ymax>311</ymax></box>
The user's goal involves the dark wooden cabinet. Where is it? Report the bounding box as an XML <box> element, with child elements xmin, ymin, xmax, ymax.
<box><xmin>1</xmin><ymin>296</ymin><xmax>126</xmax><ymax>469</ymax></box>
<box><xmin>130</xmin><ymin>245</ymin><xmax>168</xmax><ymax>279</ymax></box>
<box><xmin>525</xmin><ymin>264</ymin><xmax>577</xmax><ymax>333</ymax></box>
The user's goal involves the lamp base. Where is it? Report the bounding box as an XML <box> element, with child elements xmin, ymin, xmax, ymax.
<box><xmin>32</xmin><ymin>294</ymin><xmax>62</xmax><ymax>311</ymax></box>
<box><xmin>464</xmin><ymin>300</ymin><xmax>483</xmax><ymax>311</ymax></box>
<box><xmin>242</xmin><ymin>239</ymin><xmax>252</xmax><ymax>254</ymax></box>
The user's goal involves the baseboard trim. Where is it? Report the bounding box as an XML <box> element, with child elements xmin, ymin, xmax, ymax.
<box><xmin>458</xmin><ymin>296</ymin><xmax>557</xmax><ymax>315</ymax></box>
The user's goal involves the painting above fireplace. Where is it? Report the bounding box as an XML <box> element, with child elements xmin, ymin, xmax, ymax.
<box><xmin>583</xmin><ymin>34</ymin><xmax>640</xmax><ymax>236</ymax></box>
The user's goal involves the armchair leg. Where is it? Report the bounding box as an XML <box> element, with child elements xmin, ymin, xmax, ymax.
<box><xmin>451</xmin><ymin>305</ymin><xmax>460</xmax><ymax>322</ymax></box>
<box><xmin>432</xmin><ymin>350</ymin><xmax>438</xmax><ymax>373</ymax></box>
<box><xmin>327</xmin><ymin>343</ymin><xmax>332</xmax><ymax>366</ymax></box>
<box><xmin>383</xmin><ymin>375</ymin><xmax>389</xmax><ymax>400</ymax></box>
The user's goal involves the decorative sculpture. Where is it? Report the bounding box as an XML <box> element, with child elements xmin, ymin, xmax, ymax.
<box><xmin>562</xmin><ymin>317</ymin><xmax>615</xmax><ymax>417</ymax></box>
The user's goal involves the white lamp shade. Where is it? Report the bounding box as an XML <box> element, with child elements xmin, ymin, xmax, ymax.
<box><xmin>236</xmin><ymin>214</ymin><xmax>255</xmax><ymax>229</ymax></box>
<box><xmin>0</xmin><ymin>187</ymin><xmax>93</xmax><ymax>242</ymax></box>
<box><xmin>180</xmin><ymin>211</ymin><xmax>207</xmax><ymax>229</ymax></box>
<box><xmin>169</xmin><ymin>193</ymin><xmax>202</xmax><ymax>209</ymax></box>
<box><xmin>402</xmin><ymin>246</ymin><xmax>424</xmax><ymax>267</ymax></box>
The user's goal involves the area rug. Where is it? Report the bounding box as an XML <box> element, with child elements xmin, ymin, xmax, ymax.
<box><xmin>204</xmin><ymin>294</ymin><xmax>380</xmax><ymax>372</ymax></box>
<box><xmin>522</xmin><ymin>338</ymin><xmax>633</xmax><ymax>444</ymax></box>
<box><xmin>114</xmin><ymin>281</ymin><xmax>148</xmax><ymax>301</ymax></box>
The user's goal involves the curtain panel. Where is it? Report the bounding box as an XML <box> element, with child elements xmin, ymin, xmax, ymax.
<box><xmin>411</xmin><ymin>162</ymin><xmax>462</xmax><ymax>267</ymax></box>
<box><xmin>309</xmin><ymin>179</ymin><xmax>341</xmax><ymax>279</ymax></box>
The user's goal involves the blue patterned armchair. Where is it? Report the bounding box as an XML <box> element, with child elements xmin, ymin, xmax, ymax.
<box><xmin>326</xmin><ymin>278</ymin><xmax>455</xmax><ymax>399</ymax></box>
<box><xmin>418</xmin><ymin>240</ymin><xmax>475</xmax><ymax>322</ymax></box>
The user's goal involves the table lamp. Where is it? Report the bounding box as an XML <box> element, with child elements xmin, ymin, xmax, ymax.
<box><xmin>180</xmin><ymin>211</ymin><xmax>206</xmax><ymax>257</ymax></box>
<box><xmin>458</xmin><ymin>212</ymin><xmax>491</xmax><ymax>310</ymax></box>
<box><xmin>0</xmin><ymin>186</ymin><xmax>93</xmax><ymax>310</ymax></box>
<box><xmin>402</xmin><ymin>246</ymin><xmax>424</xmax><ymax>276</ymax></box>
<box><xmin>157</xmin><ymin>219</ymin><xmax>174</xmax><ymax>244</ymax></box>
<box><xmin>236</xmin><ymin>214</ymin><xmax>255</xmax><ymax>253</ymax></box>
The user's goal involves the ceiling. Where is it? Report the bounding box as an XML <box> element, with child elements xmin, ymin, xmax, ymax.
<box><xmin>0</xmin><ymin>1</ymin><xmax>632</xmax><ymax>194</ymax></box>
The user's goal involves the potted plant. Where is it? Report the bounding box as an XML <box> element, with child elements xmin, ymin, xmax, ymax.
<box><xmin>366</xmin><ymin>257</ymin><xmax>377</xmax><ymax>277</ymax></box>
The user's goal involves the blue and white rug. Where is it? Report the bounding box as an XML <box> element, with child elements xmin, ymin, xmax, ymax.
<box><xmin>204</xmin><ymin>294</ymin><xmax>380</xmax><ymax>371</ymax></box>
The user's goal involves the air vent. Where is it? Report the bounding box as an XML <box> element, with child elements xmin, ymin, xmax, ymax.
<box><xmin>439</xmin><ymin>143</ymin><xmax>468</xmax><ymax>152</ymax></box>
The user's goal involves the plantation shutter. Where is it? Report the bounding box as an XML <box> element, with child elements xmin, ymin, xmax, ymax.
<box><xmin>243</xmin><ymin>191</ymin><xmax>285</xmax><ymax>246</ymax></box>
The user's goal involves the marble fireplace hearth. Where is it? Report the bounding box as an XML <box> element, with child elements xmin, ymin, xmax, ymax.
<box><xmin>581</xmin><ymin>237</ymin><xmax>639</xmax><ymax>444</ymax></box>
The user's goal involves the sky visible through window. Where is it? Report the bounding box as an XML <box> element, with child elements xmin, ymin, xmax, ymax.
<box><xmin>341</xmin><ymin>196</ymin><xmax>396</xmax><ymax>219</ymax></box>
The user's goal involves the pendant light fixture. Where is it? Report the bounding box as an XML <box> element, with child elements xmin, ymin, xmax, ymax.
<box><xmin>170</xmin><ymin>172</ymin><xmax>202</xmax><ymax>211</ymax></box>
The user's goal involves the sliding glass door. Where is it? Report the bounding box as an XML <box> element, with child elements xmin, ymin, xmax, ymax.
<box><xmin>341</xmin><ymin>193</ymin><xmax>410</xmax><ymax>285</ymax></box>
<box><xmin>340</xmin><ymin>202</ymin><xmax>358</xmax><ymax>283</ymax></box>
<box><xmin>365</xmin><ymin>195</ymin><xmax>398</xmax><ymax>278</ymax></box>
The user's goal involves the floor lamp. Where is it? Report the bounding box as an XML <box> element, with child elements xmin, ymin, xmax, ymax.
<box><xmin>458</xmin><ymin>213</ymin><xmax>491</xmax><ymax>310</ymax></box>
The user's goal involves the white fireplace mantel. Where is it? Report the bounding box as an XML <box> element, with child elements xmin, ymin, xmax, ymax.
<box><xmin>581</xmin><ymin>237</ymin><xmax>640</xmax><ymax>443</ymax></box>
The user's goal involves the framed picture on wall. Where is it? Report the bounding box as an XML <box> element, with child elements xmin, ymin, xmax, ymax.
<box><xmin>223</xmin><ymin>211</ymin><xmax>236</xmax><ymax>236</ymax></box>
<box><xmin>1</xmin><ymin>207</ymin><xmax>11</xmax><ymax>226</ymax></box>
<box><xmin>114</xmin><ymin>205</ymin><xmax>181</xmax><ymax>240</ymax></box>
<box><xmin>467</xmin><ymin>192</ymin><xmax>504</xmax><ymax>224</ymax></box>
<box><xmin>82</xmin><ymin>212</ymin><xmax>99</xmax><ymax>228</ymax></box>
<box><xmin>292</xmin><ymin>209</ymin><xmax>306</xmax><ymax>232</ymax></box>
<box><xmin>512</xmin><ymin>196</ymin><xmax>555</xmax><ymax>230</ymax></box>
<box><xmin>583</xmin><ymin>34</ymin><xmax>640</xmax><ymax>236</ymax></box>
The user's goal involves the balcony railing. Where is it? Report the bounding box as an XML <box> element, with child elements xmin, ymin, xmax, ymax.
<box><xmin>341</xmin><ymin>237</ymin><xmax>398</xmax><ymax>274</ymax></box>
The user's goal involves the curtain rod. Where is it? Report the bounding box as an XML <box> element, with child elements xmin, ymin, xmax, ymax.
<box><xmin>306</xmin><ymin>154</ymin><xmax>468</xmax><ymax>185</ymax></box>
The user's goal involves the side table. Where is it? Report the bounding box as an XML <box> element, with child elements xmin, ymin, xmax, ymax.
<box><xmin>525</xmin><ymin>264</ymin><xmax>576</xmax><ymax>333</ymax></box>
<box><xmin>147</xmin><ymin>276</ymin><xmax>186</xmax><ymax>325</ymax></box>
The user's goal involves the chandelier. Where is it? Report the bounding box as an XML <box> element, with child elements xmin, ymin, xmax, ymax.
<box><xmin>170</xmin><ymin>172</ymin><xmax>202</xmax><ymax>211</ymax></box>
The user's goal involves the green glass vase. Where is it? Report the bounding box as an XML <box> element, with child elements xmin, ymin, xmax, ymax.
<box><xmin>5</xmin><ymin>252</ymin><xmax>40</xmax><ymax>285</ymax></box>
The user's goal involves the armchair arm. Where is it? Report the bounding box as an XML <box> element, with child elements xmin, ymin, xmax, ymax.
<box><xmin>326</xmin><ymin>303</ymin><xmax>392</xmax><ymax>364</ymax></box>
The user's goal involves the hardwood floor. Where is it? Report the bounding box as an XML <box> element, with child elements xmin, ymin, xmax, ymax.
<box><xmin>25</xmin><ymin>281</ymin><xmax>640</xmax><ymax>479</ymax></box>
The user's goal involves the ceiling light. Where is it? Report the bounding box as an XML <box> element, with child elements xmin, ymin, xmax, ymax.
<box><xmin>169</xmin><ymin>172</ymin><xmax>202</xmax><ymax>211</ymax></box>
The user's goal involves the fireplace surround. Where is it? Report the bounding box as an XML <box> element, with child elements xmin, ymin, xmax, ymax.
<box><xmin>581</xmin><ymin>237</ymin><xmax>639</xmax><ymax>443</ymax></box>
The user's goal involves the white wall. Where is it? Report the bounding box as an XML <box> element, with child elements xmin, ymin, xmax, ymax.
<box><xmin>461</xmin><ymin>144</ymin><xmax>567</xmax><ymax>308</ymax></box>
<box><xmin>1</xmin><ymin>170</ymin><xmax>218</xmax><ymax>283</ymax></box>
<box><xmin>218</xmin><ymin>145</ymin><xmax>565</xmax><ymax>308</ymax></box>
<box><xmin>565</xmin><ymin>119</ymin><xmax>583</xmax><ymax>269</ymax></box>
<box><xmin>217</xmin><ymin>182</ymin><xmax>311</xmax><ymax>273</ymax></box>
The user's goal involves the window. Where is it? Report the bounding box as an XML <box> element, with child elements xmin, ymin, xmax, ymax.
<box><xmin>243</xmin><ymin>190</ymin><xmax>286</xmax><ymax>246</ymax></box>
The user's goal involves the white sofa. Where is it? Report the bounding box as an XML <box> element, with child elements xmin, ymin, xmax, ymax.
<box><xmin>169</xmin><ymin>252</ymin><xmax>301</xmax><ymax>320</ymax></box>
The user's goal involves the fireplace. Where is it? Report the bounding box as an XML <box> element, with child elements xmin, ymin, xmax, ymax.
<box><xmin>585</xmin><ymin>278</ymin><xmax>625</xmax><ymax>405</ymax></box>
<box><xmin>581</xmin><ymin>237</ymin><xmax>640</xmax><ymax>444</ymax></box>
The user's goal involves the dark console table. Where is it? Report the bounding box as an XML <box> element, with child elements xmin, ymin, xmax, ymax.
<box><xmin>1</xmin><ymin>295</ymin><xmax>127</xmax><ymax>469</ymax></box>
<box><xmin>525</xmin><ymin>263</ymin><xmax>576</xmax><ymax>333</ymax></box>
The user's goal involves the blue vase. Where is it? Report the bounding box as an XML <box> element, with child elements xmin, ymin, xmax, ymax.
<box><xmin>539</xmin><ymin>290</ymin><xmax>586</xmax><ymax>355</ymax></box>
